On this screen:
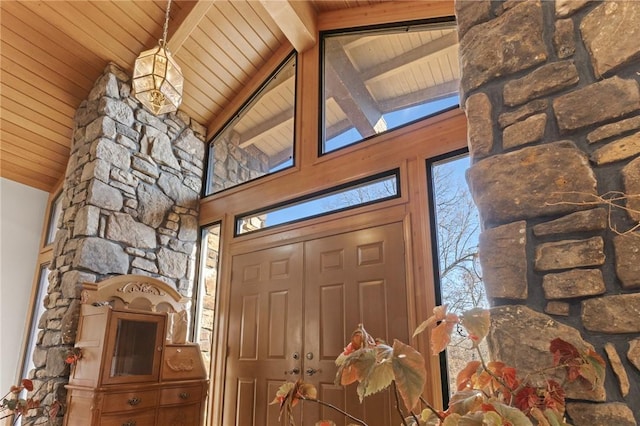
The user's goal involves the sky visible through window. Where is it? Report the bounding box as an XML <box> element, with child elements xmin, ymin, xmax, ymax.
<box><xmin>264</xmin><ymin>95</ymin><xmax>462</xmax><ymax>228</ymax></box>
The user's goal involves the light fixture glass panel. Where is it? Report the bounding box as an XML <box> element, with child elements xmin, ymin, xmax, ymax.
<box><xmin>321</xmin><ymin>20</ymin><xmax>460</xmax><ymax>154</ymax></box>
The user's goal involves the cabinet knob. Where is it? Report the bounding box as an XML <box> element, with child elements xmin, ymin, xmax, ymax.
<box><xmin>127</xmin><ymin>397</ymin><xmax>141</xmax><ymax>406</ymax></box>
<box><xmin>122</xmin><ymin>421</ymin><xmax>136</xmax><ymax>426</ymax></box>
<box><xmin>179</xmin><ymin>392</ymin><xmax>190</xmax><ymax>400</ymax></box>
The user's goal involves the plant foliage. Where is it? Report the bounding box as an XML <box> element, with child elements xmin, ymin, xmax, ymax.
<box><xmin>273</xmin><ymin>305</ymin><xmax>605</xmax><ymax>426</ymax></box>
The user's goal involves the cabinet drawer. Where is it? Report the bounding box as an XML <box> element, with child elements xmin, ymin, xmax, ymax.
<box><xmin>100</xmin><ymin>409</ymin><xmax>156</xmax><ymax>426</ymax></box>
<box><xmin>157</xmin><ymin>403</ymin><xmax>201</xmax><ymax>426</ymax></box>
<box><xmin>101</xmin><ymin>389</ymin><xmax>158</xmax><ymax>413</ymax></box>
<box><xmin>159</xmin><ymin>384</ymin><xmax>203</xmax><ymax>406</ymax></box>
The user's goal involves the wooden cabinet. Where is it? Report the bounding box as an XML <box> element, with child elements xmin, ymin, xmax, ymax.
<box><xmin>63</xmin><ymin>275</ymin><xmax>208</xmax><ymax>426</ymax></box>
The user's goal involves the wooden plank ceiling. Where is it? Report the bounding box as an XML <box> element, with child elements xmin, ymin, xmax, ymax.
<box><xmin>0</xmin><ymin>0</ymin><xmax>457</xmax><ymax>193</ymax></box>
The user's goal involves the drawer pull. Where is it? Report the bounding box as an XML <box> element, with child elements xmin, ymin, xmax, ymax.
<box><xmin>122</xmin><ymin>421</ymin><xmax>136</xmax><ymax>426</ymax></box>
<box><xmin>179</xmin><ymin>392</ymin><xmax>190</xmax><ymax>400</ymax></box>
<box><xmin>127</xmin><ymin>397</ymin><xmax>141</xmax><ymax>406</ymax></box>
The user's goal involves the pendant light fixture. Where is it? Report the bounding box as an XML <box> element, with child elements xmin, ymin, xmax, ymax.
<box><xmin>132</xmin><ymin>0</ymin><xmax>183</xmax><ymax>115</ymax></box>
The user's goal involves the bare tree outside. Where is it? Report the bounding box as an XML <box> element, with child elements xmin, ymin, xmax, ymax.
<box><xmin>431</xmin><ymin>154</ymin><xmax>488</xmax><ymax>395</ymax></box>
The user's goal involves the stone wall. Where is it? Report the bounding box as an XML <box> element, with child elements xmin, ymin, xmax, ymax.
<box><xmin>26</xmin><ymin>63</ymin><xmax>207</xmax><ymax>424</ymax></box>
<box><xmin>209</xmin><ymin>133</ymin><xmax>270</xmax><ymax>194</ymax></box>
<box><xmin>457</xmin><ymin>1</ymin><xmax>639</xmax><ymax>424</ymax></box>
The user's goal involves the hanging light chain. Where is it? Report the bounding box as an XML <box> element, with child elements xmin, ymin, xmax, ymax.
<box><xmin>161</xmin><ymin>0</ymin><xmax>172</xmax><ymax>47</ymax></box>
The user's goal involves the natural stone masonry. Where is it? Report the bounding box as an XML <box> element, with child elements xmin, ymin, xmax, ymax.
<box><xmin>478</xmin><ymin>221</ymin><xmax>527</xmax><ymax>300</ymax></box>
<box><xmin>582</xmin><ymin>294</ymin><xmax>640</xmax><ymax>333</ymax></box>
<box><xmin>552</xmin><ymin>77</ymin><xmax>640</xmax><ymax>133</ymax></box>
<box><xmin>488</xmin><ymin>306</ymin><xmax>606</xmax><ymax>401</ymax></box>
<box><xmin>458</xmin><ymin>0</ymin><xmax>640</xmax><ymax>422</ymax></box>
<box><xmin>623</xmin><ymin>148</ymin><xmax>640</xmax><ymax>194</ymax></box>
<box><xmin>604</xmin><ymin>343</ymin><xmax>630</xmax><ymax>397</ymax></box>
<box><xmin>629</xmin><ymin>339</ymin><xmax>640</xmax><ymax>372</ymax></box>
<box><xmin>502</xmin><ymin>60</ymin><xmax>579</xmax><ymax>107</ymax></box>
<box><xmin>591</xmin><ymin>131</ymin><xmax>640</xmax><ymax>165</ymax></box>
<box><xmin>580</xmin><ymin>1</ymin><xmax>640</xmax><ymax>77</ymax></box>
<box><xmin>468</xmin><ymin>141</ymin><xmax>597</xmax><ymax>225</ymax></box>
<box><xmin>534</xmin><ymin>237</ymin><xmax>605</xmax><ymax>271</ymax></box>
<box><xmin>613</xmin><ymin>233</ymin><xmax>640</xmax><ymax>290</ymax></box>
<box><xmin>566</xmin><ymin>402</ymin><xmax>637</xmax><ymax>426</ymax></box>
<box><xmin>459</xmin><ymin>0</ymin><xmax>547</xmax><ymax>99</ymax></box>
<box><xmin>498</xmin><ymin>99</ymin><xmax>547</xmax><ymax>129</ymax></box>
<box><xmin>532</xmin><ymin>208</ymin><xmax>608</xmax><ymax>236</ymax></box>
<box><xmin>502</xmin><ymin>113</ymin><xmax>546</xmax><ymax>149</ymax></box>
<box><xmin>542</xmin><ymin>269</ymin><xmax>605</xmax><ymax>300</ymax></box>
<box><xmin>25</xmin><ymin>63</ymin><xmax>207</xmax><ymax>425</ymax></box>
<box><xmin>465</xmin><ymin>93</ymin><xmax>493</xmax><ymax>160</ymax></box>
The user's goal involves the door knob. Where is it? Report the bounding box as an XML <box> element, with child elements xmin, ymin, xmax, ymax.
<box><xmin>284</xmin><ymin>367</ymin><xmax>300</xmax><ymax>375</ymax></box>
<box><xmin>305</xmin><ymin>367</ymin><xmax>321</xmax><ymax>376</ymax></box>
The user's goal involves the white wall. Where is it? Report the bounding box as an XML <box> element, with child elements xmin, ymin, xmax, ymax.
<box><xmin>0</xmin><ymin>178</ymin><xmax>48</xmax><ymax>392</ymax></box>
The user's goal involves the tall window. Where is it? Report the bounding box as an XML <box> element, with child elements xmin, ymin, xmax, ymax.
<box><xmin>321</xmin><ymin>20</ymin><xmax>459</xmax><ymax>153</ymax></box>
<box><xmin>206</xmin><ymin>54</ymin><xmax>297</xmax><ymax>195</ymax></box>
<box><xmin>427</xmin><ymin>151</ymin><xmax>488</xmax><ymax>398</ymax></box>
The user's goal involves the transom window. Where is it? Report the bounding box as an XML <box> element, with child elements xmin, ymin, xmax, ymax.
<box><xmin>235</xmin><ymin>170</ymin><xmax>400</xmax><ymax>235</ymax></box>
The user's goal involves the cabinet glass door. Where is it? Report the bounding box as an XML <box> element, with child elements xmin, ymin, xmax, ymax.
<box><xmin>102</xmin><ymin>310</ymin><xmax>165</xmax><ymax>384</ymax></box>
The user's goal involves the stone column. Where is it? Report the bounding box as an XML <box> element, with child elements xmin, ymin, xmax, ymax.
<box><xmin>27</xmin><ymin>63</ymin><xmax>207</xmax><ymax>424</ymax></box>
<box><xmin>457</xmin><ymin>1</ymin><xmax>639</xmax><ymax>424</ymax></box>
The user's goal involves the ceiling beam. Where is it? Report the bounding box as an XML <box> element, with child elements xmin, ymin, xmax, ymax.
<box><xmin>167</xmin><ymin>0</ymin><xmax>214</xmax><ymax>54</ymax></box>
<box><xmin>360</xmin><ymin>31</ymin><xmax>458</xmax><ymax>84</ymax></box>
<box><xmin>239</xmin><ymin>107</ymin><xmax>294</xmax><ymax>149</ymax></box>
<box><xmin>259</xmin><ymin>0</ymin><xmax>317</xmax><ymax>53</ymax></box>
<box><xmin>378</xmin><ymin>80</ymin><xmax>460</xmax><ymax>112</ymax></box>
<box><xmin>325</xmin><ymin>46</ymin><xmax>387</xmax><ymax>138</ymax></box>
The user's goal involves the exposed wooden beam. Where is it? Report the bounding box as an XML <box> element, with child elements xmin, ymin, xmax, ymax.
<box><xmin>325</xmin><ymin>46</ymin><xmax>387</xmax><ymax>138</ymax></box>
<box><xmin>239</xmin><ymin>107</ymin><xmax>294</xmax><ymax>149</ymax></box>
<box><xmin>360</xmin><ymin>31</ymin><xmax>458</xmax><ymax>84</ymax></box>
<box><xmin>259</xmin><ymin>0</ymin><xmax>317</xmax><ymax>53</ymax></box>
<box><xmin>378</xmin><ymin>80</ymin><xmax>460</xmax><ymax>112</ymax></box>
<box><xmin>268</xmin><ymin>147</ymin><xmax>293</xmax><ymax>170</ymax></box>
<box><xmin>167</xmin><ymin>0</ymin><xmax>214</xmax><ymax>54</ymax></box>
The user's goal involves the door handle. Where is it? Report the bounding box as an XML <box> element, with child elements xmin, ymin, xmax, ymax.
<box><xmin>284</xmin><ymin>367</ymin><xmax>300</xmax><ymax>375</ymax></box>
<box><xmin>305</xmin><ymin>367</ymin><xmax>321</xmax><ymax>376</ymax></box>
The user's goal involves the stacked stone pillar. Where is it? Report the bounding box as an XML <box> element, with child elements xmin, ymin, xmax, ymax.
<box><xmin>457</xmin><ymin>1</ymin><xmax>639</xmax><ymax>424</ymax></box>
<box><xmin>26</xmin><ymin>63</ymin><xmax>207</xmax><ymax>424</ymax></box>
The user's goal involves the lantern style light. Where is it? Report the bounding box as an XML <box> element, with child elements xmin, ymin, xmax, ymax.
<box><xmin>132</xmin><ymin>0</ymin><xmax>183</xmax><ymax>115</ymax></box>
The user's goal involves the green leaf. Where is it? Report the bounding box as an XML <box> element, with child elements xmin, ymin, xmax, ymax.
<box><xmin>443</xmin><ymin>413</ymin><xmax>462</xmax><ymax>426</ymax></box>
<box><xmin>457</xmin><ymin>412</ymin><xmax>484</xmax><ymax>426</ymax></box>
<box><xmin>447</xmin><ymin>390</ymin><xmax>484</xmax><ymax>416</ymax></box>
<box><xmin>488</xmin><ymin>401</ymin><xmax>533</xmax><ymax>426</ymax></box>
<box><xmin>335</xmin><ymin>348</ymin><xmax>376</xmax><ymax>386</ymax></box>
<box><xmin>543</xmin><ymin>408</ymin><xmax>571</xmax><ymax>426</ymax></box>
<box><xmin>358</xmin><ymin>344</ymin><xmax>394</xmax><ymax>401</ymax></box>
<box><xmin>480</xmin><ymin>411</ymin><xmax>504</xmax><ymax>426</ymax></box>
<box><xmin>391</xmin><ymin>339</ymin><xmax>426</xmax><ymax>411</ymax></box>
<box><xmin>460</xmin><ymin>308</ymin><xmax>490</xmax><ymax>348</ymax></box>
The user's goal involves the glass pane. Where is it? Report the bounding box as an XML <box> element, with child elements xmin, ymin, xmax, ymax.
<box><xmin>429</xmin><ymin>153</ymin><xmax>488</xmax><ymax>397</ymax></box>
<box><xmin>195</xmin><ymin>223</ymin><xmax>221</xmax><ymax>375</ymax></box>
<box><xmin>206</xmin><ymin>54</ymin><xmax>296</xmax><ymax>195</ymax></box>
<box><xmin>236</xmin><ymin>171</ymin><xmax>399</xmax><ymax>235</ymax></box>
<box><xmin>322</xmin><ymin>21</ymin><xmax>459</xmax><ymax>153</ymax></box>
<box><xmin>46</xmin><ymin>192</ymin><xmax>63</xmax><ymax>245</ymax></box>
<box><xmin>110</xmin><ymin>319</ymin><xmax>158</xmax><ymax>377</ymax></box>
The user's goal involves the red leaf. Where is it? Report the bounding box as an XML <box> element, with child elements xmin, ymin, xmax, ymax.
<box><xmin>456</xmin><ymin>360</ymin><xmax>481</xmax><ymax>391</ymax></box>
<box><xmin>515</xmin><ymin>386</ymin><xmax>539</xmax><ymax>412</ymax></box>
<box><xmin>21</xmin><ymin>379</ymin><xmax>34</xmax><ymax>392</ymax></box>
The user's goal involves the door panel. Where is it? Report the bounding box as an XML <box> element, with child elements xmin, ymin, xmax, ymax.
<box><xmin>303</xmin><ymin>222</ymin><xmax>408</xmax><ymax>426</ymax></box>
<box><xmin>224</xmin><ymin>243</ymin><xmax>304</xmax><ymax>426</ymax></box>
<box><xmin>224</xmin><ymin>222</ymin><xmax>409</xmax><ymax>426</ymax></box>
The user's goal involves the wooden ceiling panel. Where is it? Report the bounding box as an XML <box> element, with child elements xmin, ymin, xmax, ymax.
<box><xmin>0</xmin><ymin>0</ymin><xmax>456</xmax><ymax>192</ymax></box>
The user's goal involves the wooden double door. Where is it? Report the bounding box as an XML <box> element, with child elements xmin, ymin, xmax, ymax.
<box><xmin>223</xmin><ymin>221</ymin><xmax>409</xmax><ymax>425</ymax></box>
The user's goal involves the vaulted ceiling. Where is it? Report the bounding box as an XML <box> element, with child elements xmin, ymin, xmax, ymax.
<box><xmin>0</xmin><ymin>0</ymin><xmax>456</xmax><ymax>193</ymax></box>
